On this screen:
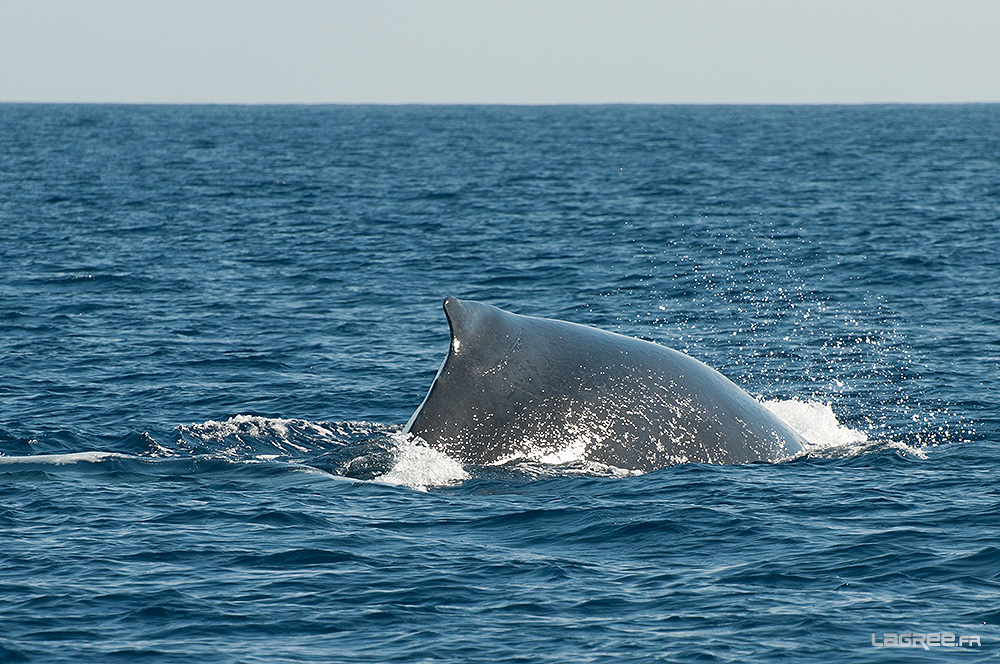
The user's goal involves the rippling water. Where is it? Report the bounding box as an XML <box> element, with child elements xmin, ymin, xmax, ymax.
<box><xmin>1</xmin><ymin>104</ymin><xmax>998</xmax><ymax>662</ymax></box>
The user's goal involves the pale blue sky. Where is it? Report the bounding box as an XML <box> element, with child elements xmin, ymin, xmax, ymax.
<box><xmin>2</xmin><ymin>0</ymin><xmax>998</xmax><ymax>104</ymax></box>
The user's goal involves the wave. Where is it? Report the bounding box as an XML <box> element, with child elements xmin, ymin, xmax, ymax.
<box><xmin>173</xmin><ymin>414</ymin><xmax>352</xmax><ymax>458</ymax></box>
<box><xmin>0</xmin><ymin>397</ymin><xmax>955</xmax><ymax>491</ymax></box>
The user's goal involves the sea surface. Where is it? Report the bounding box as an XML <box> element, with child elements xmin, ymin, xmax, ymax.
<box><xmin>1</xmin><ymin>104</ymin><xmax>998</xmax><ymax>662</ymax></box>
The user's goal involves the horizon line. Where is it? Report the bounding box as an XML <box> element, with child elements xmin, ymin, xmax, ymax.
<box><xmin>3</xmin><ymin>100</ymin><xmax>1000</xmax><ymax>107</ymax></box>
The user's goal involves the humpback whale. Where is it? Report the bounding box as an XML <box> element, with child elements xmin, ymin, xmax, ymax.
<box><xmin>406</xmin><ymin>298</ymin><xmax>806</xmax><ymax>472</ymax></box>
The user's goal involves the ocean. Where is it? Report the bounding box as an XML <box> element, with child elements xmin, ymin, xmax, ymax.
<box><xmin>1</xmin><ymin>104</ymin><xmax>997</xmax><ymax>662</ymax></box>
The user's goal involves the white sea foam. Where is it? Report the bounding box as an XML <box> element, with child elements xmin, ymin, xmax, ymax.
<box><xmin>175</xmin><ymin>414</ymin><xmax>354</xmax><ymax>459</ymax></box>
<box><xmin>374</xmin><ymin>435</ymin><xmax>469</xmax><ymax>491</ymax></box>
<box><xmin>761</xmin><ymin>398</ymin><xmax>869</xmax><ymax>454</ymax></box>
<box><xmin>181</xmin><ymin>414</ymin><xmax>339</xmax><ymax>449</ymax></box>
<box><xmin>0</xmin><ymin>451</ymin><xmax>123</xmax><ymax>465</ymax></box>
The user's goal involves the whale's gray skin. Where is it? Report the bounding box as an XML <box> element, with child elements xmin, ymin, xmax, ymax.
<box><xmin>405</xmin><ymin>297</ymin><xmax>806</xmax><ymax>472</ymax></box>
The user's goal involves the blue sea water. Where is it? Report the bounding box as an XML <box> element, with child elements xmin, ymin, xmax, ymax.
<box><xmin>1</xmin><ymin>104</ymin><xmax>998</xmax><ymax>662</ymax></box>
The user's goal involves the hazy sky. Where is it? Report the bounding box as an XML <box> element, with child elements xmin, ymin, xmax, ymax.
<box><xmin>2</xmin><ymin>0</ymin><xmax>998</xmax><ymax>104</ymax></box>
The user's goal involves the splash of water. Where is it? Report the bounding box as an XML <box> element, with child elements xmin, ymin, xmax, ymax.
<box><xmin>762</xmin><ymin>397</ymin><xmax>927</xmax><ymax>459</ymax></box>
<box><xmin>762</xmin><ymin>398</ymin><xmax>869</xmax><ymax>452</ymax></box>
<box><xmin>373</xmin><ymin>435</ymin><xmax>469</xmax><ymax>491</ymax></box>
